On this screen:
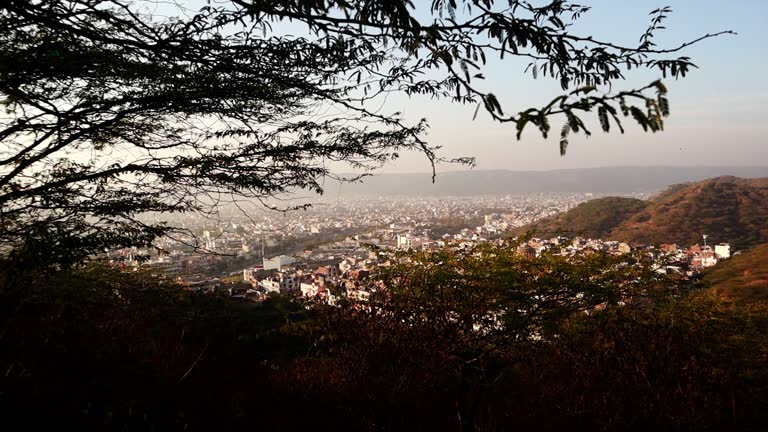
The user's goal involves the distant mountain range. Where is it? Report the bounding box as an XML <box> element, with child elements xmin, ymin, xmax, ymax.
<box><xmin>334</xmin><ymin>166</ymin><xmax>768</xmax><ymax>195</ymax></box>
<box><xmin>515</xmin><ymin>176</ymin><xmax>768</xmax><ymax>248</ymax></box>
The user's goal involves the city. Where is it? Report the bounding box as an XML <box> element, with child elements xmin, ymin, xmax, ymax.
<box><xmin>103</xmin><ymin>190</ymin><xmax>730</xmax><ymax>306</ymax></box>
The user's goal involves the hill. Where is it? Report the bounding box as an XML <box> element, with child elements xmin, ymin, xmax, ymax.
<box><xmin>517</xmin><ymin>176</ymin><xmax>768</xmax><ymax>247</ymax></box>
<box><xmin>517</xmin><ymin>197</ymin><xmax>650</xmax><ymax>239</ymax></box>
<box><xmin>615</xmin><ymin>176</ymin><xmax>768</xmax><ymax>247</ymax></box>
<box><xmin>702</xmin><ymin>244</ymin><xmax>768</xmax><ymax>302</ymax></box>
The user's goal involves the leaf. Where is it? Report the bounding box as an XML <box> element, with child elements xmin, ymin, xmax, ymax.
<box><xmin>566</xmin><ymin>111</ymin><xmax>580</xmax><ymax>133</ymax></box>
<box><xmin>646</xmin><ymin>99</ymin><xmax>663</xmax><ymax>131</ymax></box>
<box><xmin>619</xmin><ymin>97</ymin><xmax>629</xmax><ymax>116</ymax></box>
<box><xmin>485</xmin><ymin>93</ymin><xmax>503</xmax><ymax>115</ymax></box>
<box><xmin>659</xmin><ymin>95</ymin><xmax>670</xmax><ymax>116</ymax></box>
<box><xmin>538</xmin><ymin>113</ymin><xmax>550</xmax><ymax>139</ymax></box>
<box><xmin>560</xmin><ymin>124</ymin><xmax>570</xmax><ymax>156</ymax></box>
<box><xmin>516</xmin><ymin>115</ymin><xmax>529</xmax><ymax>140</ymax></box>
<box><xmin>460</xmin><ymin>60</ymin><xmax>470</xmax><ymax>81</ymax></box>
<box><xmin>598</xmin><ymin>106</ymin><xmax>610</xmax><ymax>133</ymax></box>
<box><xmin>630</xmin><ymin>106</ymin><xmax>649</xmax><ymax>132</ymax></box>
<box><xmin>439</xmin><ymin>50</ymin><xmax>453</xmax><ymax>66</ymax></box>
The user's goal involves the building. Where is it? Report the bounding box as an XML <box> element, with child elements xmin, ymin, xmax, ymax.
<box><xmin>516</xmin><ymin>244</ymin><xmax>537</xmax><ymax>259</ymax></box>
<box><xmin>617</xmin><ymin>242</ymin><xmax>632</xmax><ymax>254</ymax></box>
<box><xmin>714</xmin><ymin>243</ymin><xmax>731</xmax><ymax>259</ymax></box>
<box><xmin>263</xmin><ymin>255</ymin><xmax>296</xmax><ymax>271</ymax></box>
<box><xmin>243</xmin><ymin>265</ymin><xmax>263</xmax><ymax>282</ymax></box>
<box><xmin>258</xmin><ymin>279</ymin><xmax>281</xmax><ymax>293</ymax></box>
<box><xmin>258</xmin><ymin>272</ymin><xmax>298</xmax><ymax>294</ymax></box>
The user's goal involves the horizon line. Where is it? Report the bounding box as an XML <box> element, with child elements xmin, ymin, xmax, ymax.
<box><xmin>333</xmin><ymin>165</ymin><xmax>768</xmax><ymax>176</ymax></box>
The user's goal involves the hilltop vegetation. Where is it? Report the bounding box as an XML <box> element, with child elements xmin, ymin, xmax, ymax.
<box><xmin>515</xmin><ymin>197</ymin><xmax>649</xmax><ymax>239</ymax></box>
<box><xmin>518</xmin><ymin>176</ymin><xmax>768</xmax><ymax>247</ymax></box>
<box><xmin>702</xmin><ymin>244</ymin><xmax>768</xmax><ymax>302</ymax></box>
<box><xmin>617</xmin><ymin>177</ymin><xmax>768</xmax><ymax>247</ymax></box>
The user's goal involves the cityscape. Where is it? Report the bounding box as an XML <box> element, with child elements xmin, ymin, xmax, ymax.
<box><xmin>105</xmin><ymin>189</ymin><xmax>731</xmax><ymax>306</ymax></box>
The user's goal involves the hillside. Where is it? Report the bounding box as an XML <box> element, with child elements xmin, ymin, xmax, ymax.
<box><xmin>702</xmin><ymin>244</ymin><xmax>768</xmax><ymax>302</ymax></box>
<box><xmin>517</xmin><ymin>176</ymin><xmax>768</xmax><ymax>247</ymax></box>
<box><xmin>615</xmin><ymin>176</ymin><xmax>768</xmax><ymax>247</ymax></box>
<box><xmin>517</xmin><ymin>197</ymin><xmax>649</xmax><ymax>239</ymax></box>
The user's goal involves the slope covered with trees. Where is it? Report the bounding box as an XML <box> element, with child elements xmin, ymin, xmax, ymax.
<box><xmin>702</xmin><ymin>244</ymin><xmax>768</xmax><ymax>302</ymax></box>
<box><xmin>516</xmin><ymin>196</ymin><xmax>649</xmax><ymax>239</ymax></box>
<box><xmin>616</xmin><ymin>176</ymin><xmax>768</xmax><ymax>247</ymax></box>
<box><xmin>519</xmin><ymin>177</ymin><xmax>768</xmax><ymax>247</ymax></box>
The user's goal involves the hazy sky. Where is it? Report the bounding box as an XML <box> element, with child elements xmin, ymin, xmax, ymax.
<box><xmin>163</xmin><ymin>1</ymin><xmax>767</xmax><ymax>174</ymax></box>
<box><xmin>372</xmin><ymin>0</ymin><xmax>768</xmax><ymax>173</ymax></box>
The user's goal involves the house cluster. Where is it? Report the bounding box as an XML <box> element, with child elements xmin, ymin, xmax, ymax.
<box><xmin>239</xmin><ymin>247</ymin><xmax>388</xmax><ymax>304</ymax></box>
<box><xmin>512</xmin><ymin>236</ymin><xmax>733</xmax><ymax>276</ymax></box>
<box><xmin>513</xmin><ymin>236</ymin><xmax>634</xmax><ymax>258</ymax></box>
<box><xmin>654</xmin><ymin>242</ymin><xmax>731</xmax><ymax>270</ymax></box>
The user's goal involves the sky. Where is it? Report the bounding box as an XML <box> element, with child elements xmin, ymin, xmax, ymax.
<box><xmin>160</xmin><ymin>1</ymin><xmax>767</xmax><ymax>174</ymax></box>
<box><xmin>370</xmin><ymin>0</ymin><xmax>768</xmax><ymax>173</ymax></box>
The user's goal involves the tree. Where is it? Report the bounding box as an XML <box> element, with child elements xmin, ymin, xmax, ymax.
<box><xmin>302</xmin><ymin>243</ymin><xmax>700</xmax><ymax>430</ymax></box>
<box><xmin>0</xmin><ymin>0</ymin><xmax>729</xmax><ymax>267</ymax></box>
<box><xmin>373</xmin><ymin>243</ymin><xmax>674</xmax><ymax>347</ymax></box>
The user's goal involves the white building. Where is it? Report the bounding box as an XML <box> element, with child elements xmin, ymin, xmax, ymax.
<box><xmin>263</xmin><ymin>255</ymin><xmax>296</xmax><ymax>271</ymax></box>
<box><xmin>300</xmin><ymin>281</ymin><xmax>325</xmax><ymax>297</ymax></box>
<box><xmin>396</xmin><ymin>234</ymin><xmax>410</xmax><ymax>249</ymax></box>
<box><xmin>714</xmin><ymin>243</ymin><xmax>731</xmax><ymax>259</ymax></box>
<box><xmin>259</xmin><ymin>279</ymin><xmax>281</xmax><ymax>293</ymax></box>
<box><xmin>258</xmin><ymin>273</ymin><xmax>298</xmax><ymax>294</ymax></box>
<box><xmin>243</xmin><ymin>266</ymin><xmax>264</xmax><ymax>282</ymax></box>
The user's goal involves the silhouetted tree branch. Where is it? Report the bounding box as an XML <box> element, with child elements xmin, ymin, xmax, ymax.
<box><xmin>0</xmin><ymin>0</ymin><xmax>729</xmax><ymax>266</ymax></box>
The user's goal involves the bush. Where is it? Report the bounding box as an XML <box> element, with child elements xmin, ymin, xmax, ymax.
<box><xmin>1</xmin><ymin>256</ymin><xmax>766</xmax><ymax>431</ymax></box>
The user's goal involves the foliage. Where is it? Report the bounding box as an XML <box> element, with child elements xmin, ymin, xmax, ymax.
<box><xmin>283</xmin><ymin>246</ymin><xmax>768</xmax><ymax>431</ymax></box>
<box><xmin>543</xmin><ymin>295</ymin><xmax>768</xmax><ymax>430</ymax></box>
<box><xmin>701</xmin><ymin>243</ymin><xmax>768</xmax><ymax>302</ymax></box>
<box><xmin>0</xmin><ymin>0</ymin><xmax>729</xmax><ymax>266</ymax></box>
<box><xmin>0</xmin><ymin>264</ymin><xmax>310</xmax><ymax>430</ymax></box>
<box><xmin>514</xmin><ymin>196</ymin><xmax>649</xmax><ymax>239</ymax></box>
<box><xmin>617</xmin><ymin>177</ymin><xmax>768</xmax><ymax>248</ymax></box>
<box><xmin>377</xmin><ymin>244</ymin><xmax>670</xmax><ymax>342</ymax></box>
<box><xmin>1</xmin><ymin>245</ymin><xmax>767</xmax><ymax>430</ymax></box>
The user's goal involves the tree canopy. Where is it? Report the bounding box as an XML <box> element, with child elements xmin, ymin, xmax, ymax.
<box><xmin>0</xmin><ymin>0</ymin><xmax>729</xmax><ymax>266</ymax></box>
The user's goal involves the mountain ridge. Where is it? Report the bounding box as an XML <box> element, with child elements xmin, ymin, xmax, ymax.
<box><xmin>333</xmin><ymin>166</ymin><xmax>768</xmax><ymax>195</ymax></box>
<box><xmin>516</xmin><ymin>176</ymin><xmax>768</xmax><ymax>248</ymax></box>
